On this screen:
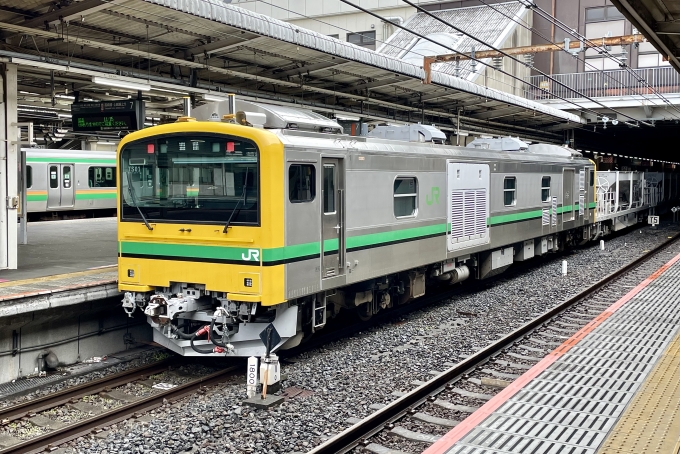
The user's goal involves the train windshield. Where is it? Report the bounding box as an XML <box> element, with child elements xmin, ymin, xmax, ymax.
<box><xmin>120</xmin><ymin>134</ymin><xmax>259</xmax><ymax>225</ymax></box>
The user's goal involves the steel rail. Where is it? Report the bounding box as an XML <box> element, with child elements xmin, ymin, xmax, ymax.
<box><xmin>307</xmin><ymin>232</ymin><xmax>680</xmax><ymax>454</ymax></box>
<box><xmin>0</xmin><ymin>358</ymin><xmax>175</xmax><ymax>422</ymax></box>
<box><xmin>1</xmin><ymin>366</ymin><xmax>238</xmax><ymax>454</ymax></box>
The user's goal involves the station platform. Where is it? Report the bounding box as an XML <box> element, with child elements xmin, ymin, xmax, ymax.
<box><xmin>425</xmin><ymin>249</ymin><xmax>680</xmax><ymax>454</ymax></box>
<box><xmin>0</xmin><ymin>218</ymin><xmax>118</xmax><ymax>315</ymax></box>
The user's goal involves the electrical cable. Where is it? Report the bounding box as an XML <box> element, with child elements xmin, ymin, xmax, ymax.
<box><xmin>474</xmin><ymin>0</ymin><xmax>680</xmax><ymax>121</ymax></box>
<box><xmin>527</xmin><ymin>1</ymin><xmax>680</xmax><ymax>116</ymax></box>
<box><xmin>115</xmin><ymin>0</ymin><xmax>588</xmax><ymax>123</ymax></box>
<box><xmin>331</xmin><ymin>1</ymin><xmax>600</xmax><ymax>123</ymax></box>
<box><xmin>393</xmin><ymin>0</ymin><xmax>651</xmax><ymax>126</ymax></box>
<box><xmin>253</xmin><ymin>0</ymin><xmax>528</xmax><ymax>100</ymax></box>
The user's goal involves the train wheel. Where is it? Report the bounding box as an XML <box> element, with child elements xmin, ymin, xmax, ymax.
<box><xmin>357</xmin><ymin>303</ymin><xmax>373</xmax><ymax>321</ymax></box>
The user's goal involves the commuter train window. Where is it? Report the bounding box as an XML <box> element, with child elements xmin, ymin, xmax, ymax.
<box><xmin>503</xmin><ymin>177</ymin><xmax>516</xmax><ymax>206</ymax></box>
<box><xmin>541</xmin><ymin>176</ymin><xmax>551</xmax><ymax>202</ymax></box>
<box><xmin>323</xmin><ymin>164</ymin><xmax>336</xmax><ymax>213</ymax></box>
<box><xmin>120</xmin><ymin>135</ymin><xmax>260</xmax><ymax>225</ymax></box>
<box><xmin>590</xmin><ymin>169</ymin><xmax>595</xmax><ymax>187</ymax></box>
<box><xmin>49</xmin><ymin>166</ymin><xmax>58</xmax><ymax>189</ymax></box>
<box><xmin>26</xmin><ymin>165</ymin><xmax>32</xmax><ymax>189</ymax></box>
<box><xmin>88</xmin><ymin>166</ymin><xmax>117</xmax><ymax>188</ymax></box>
<box><xmin>394</xmin><ymin>177</ymin><xmax>418</xmax><ymax>218</ymax></box>
<box><xmin>289</xmin><ymin>164</ymin><xmax>316</xmax><ymax>203</ymax></box>
<box><xmin>63</xmin><ymin>166</ymin><xmax>72</xmax><ymax>189</ymax></box>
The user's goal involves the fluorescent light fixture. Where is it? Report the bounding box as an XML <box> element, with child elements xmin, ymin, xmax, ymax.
<box><xmin>58</xmin><ymin>113</ymin><xmax>72</xmax><ymax>119</ymax></box>
<box><xmin>96</xmin><ymin>141</ymin><xmax>117</xmax><ymax>145</ymax></box>
<box><xmin>152</xmin><ymin>87</ymin><xmax>189</xmax><ymax>96</ymax></box>
<box><xmin>334</xmin><ymin>114</ymin><xmax>361</xmax><ymax>121</ymax></box>
<box><xmin>92</xmin><ymin>76</ymin><xmax>151</xmax><ymax>92</ymax></box>
<box><xmin>202</xmin><ymin>93</ymin><xmax>231</xmax><ymax>102</ymax></box>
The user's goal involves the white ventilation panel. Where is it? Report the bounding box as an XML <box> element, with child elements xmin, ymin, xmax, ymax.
<box><xmin>447</xmin><ymin>162</ymin><xmax>490</xmax><ymax>252</ymax></box>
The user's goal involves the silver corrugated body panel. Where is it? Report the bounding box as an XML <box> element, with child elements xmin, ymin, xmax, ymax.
<box><xmin>142</xmin><ymin>0</ymin><xmax>580</xmax><ymax>124</ymax></box>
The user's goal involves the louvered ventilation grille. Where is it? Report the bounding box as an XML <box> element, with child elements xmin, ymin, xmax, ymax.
<box><xmin>475</xmin><ymin>191</ymin><xmax>486</xmax><ymax>235</ymax></box>
<box><xmin>450</xmin><ymin>191</ymin><xmax>464</xmax><ymax>238</ymax></box>
<box><xmin>451</xmin><ymin>189</ymin><xmax>487</xmax><ymax>241</ymax></box>
<box><xmin>579</xmin><ymin>195</ymin><xmax>585</xmax><ymax>216</ymax></box>
<box><xmin>551</xmin><ymin>196</ymin><xmax>557</xmax><ymax>226</ymax></box>
<box><xmin>542</xmin><ymin>208</ymin><xmax>550</xmax><ymax>226</ymax></box>
<box><xmin>579</xmin><ymin>169</ymin><xmax>585</xmax><ymax>191</ymax></box>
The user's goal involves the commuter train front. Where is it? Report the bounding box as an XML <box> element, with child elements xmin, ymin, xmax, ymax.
<box><xmin>120</xmin><ymin>99</ymin><xmax>670</xmax><ymax>358</ymax></box>
<box><xmin>119</xmin><ymin>117</ymin><xmax>291</xmax><ymax>357</ymax></box>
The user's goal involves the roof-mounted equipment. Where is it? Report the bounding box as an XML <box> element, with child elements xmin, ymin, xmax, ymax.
<box><xmin>466</xmin><ymin>137</ymin><xmax>528</xmax><ymax>151</ymax></box>
<box><xmin>192</xmin><ymin>98</ymin><xmax>343</xmax><ymax>134</ymax></box>
<box><xmin>368</xmin><ymin>124</ymin><xmax>446</xmax><ymax>144</ymax></box>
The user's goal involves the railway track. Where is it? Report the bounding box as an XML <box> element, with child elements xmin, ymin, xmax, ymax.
<box><xmin>0</xmin><ymin>359</ymin><xmax>237</xmax><ymax>454</ymax></box>
<box><xmin>307</xmin><ymin>232</ymin><xmax>680</xmax><ymax>454</ymax></box>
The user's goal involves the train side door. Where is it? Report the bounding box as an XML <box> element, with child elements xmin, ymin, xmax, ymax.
<box><xmin>562</xmin><ymin>169</ymin><xmax>575</xmax><ymax>223</ymax></box>
<box><xmin>46</xmin><ymin>164</ymin><xmax>75</xmax><ymax>209</ymax></box>
<box><xmin>321</xmin><ymin>158</ymin><xmax>344</xmax><ymax>278</ymax></box>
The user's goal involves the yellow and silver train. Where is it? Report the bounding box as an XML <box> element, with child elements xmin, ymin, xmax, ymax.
<box><xmin>120</xmin><ymin>100</ymin><xmax>666</xmax><ymax>357</ymax></box>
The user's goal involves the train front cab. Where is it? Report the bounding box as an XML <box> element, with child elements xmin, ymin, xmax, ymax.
<box><xmin>117</xmin><ymin>119</ymin><xmax>291</xmax><ymax>357</ymax></box>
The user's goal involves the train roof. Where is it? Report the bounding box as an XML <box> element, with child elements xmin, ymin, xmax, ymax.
<box><xmin>22</xmin><ymin>148</ymin><xmax>116</xmax><ymax>160</ymax></box>
<box><xmin>273</xmin><ymin>129</ymin><xmax>592</xmax><ymax>166</ymax></box>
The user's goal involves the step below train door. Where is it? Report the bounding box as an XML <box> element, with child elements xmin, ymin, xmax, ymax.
<box><xmin>446</xmin><ymin>161</ymin><xmax>490</xmax><ymax>253</ymax></box>
<box><xmin>321</xmin><ymin>157</ymin><xmax>345</xmax><ymax>280</ymax></box>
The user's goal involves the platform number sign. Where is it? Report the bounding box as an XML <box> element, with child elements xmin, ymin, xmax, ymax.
<box><xmin>648</xmin><ymin>215</ymin><xmax>659</xmax><ymax>226</ymax></box>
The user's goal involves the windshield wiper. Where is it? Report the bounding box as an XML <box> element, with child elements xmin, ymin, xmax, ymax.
<box><xmin>126</xmin><ymin>172</ymin><xmax>153</xmax><ymax>231</ymax></box>
<box><xmin>223</xmin><ymin>168</ymin><xmax>249</xmax><ymax>234</ymax></box>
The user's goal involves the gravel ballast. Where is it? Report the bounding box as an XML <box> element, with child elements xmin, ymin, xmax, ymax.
<box><xmin>65</xmin><ymin>225</ymin><xmax>678</xmax><ymax>454</ymax></box>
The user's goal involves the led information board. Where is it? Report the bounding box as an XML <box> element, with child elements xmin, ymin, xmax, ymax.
<box><xmin>71</xmin><ymin>100</ymin><xmax>145</xmax><ymax>132</ymax></box>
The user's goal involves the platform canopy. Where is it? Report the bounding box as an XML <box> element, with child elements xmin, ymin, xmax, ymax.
<box><xmin>611</xmin><ymin>0</ymin><xmax>680</xmax><ymax>74</ymax></box>
<box><xmin>0</xmin><ymin>0</ymin><xmax>581</xmax><ymax>143</ymax></box>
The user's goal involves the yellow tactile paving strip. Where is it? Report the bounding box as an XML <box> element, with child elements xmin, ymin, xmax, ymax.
<box><xmin>598</xmin><ymin>328</ymin><xmax>680</xmax><ymax>454</ymax></box>
<box><xmin>0</xmin><ymin>266</ymin><xmax>117</xmax><ymax>302</ymax></box>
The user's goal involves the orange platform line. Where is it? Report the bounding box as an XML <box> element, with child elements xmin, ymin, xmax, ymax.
<box><xmin>423</xmin><ymin>250</ymin><xmax>680</xmax><ymax>454</ymax></box>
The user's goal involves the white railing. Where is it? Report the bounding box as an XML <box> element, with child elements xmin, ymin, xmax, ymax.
<box><xmin>526</xmin><ymin>66</ymin><xmax>680</xmax><ymax>100</ymax></box>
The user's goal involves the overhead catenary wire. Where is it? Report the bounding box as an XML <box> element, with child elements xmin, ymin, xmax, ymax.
<box><xmin>475</xmin><ymin>0</ymin><xmax>680</xmax><ymax>121</ymax></box>
<box><xmin>526</xmin><ymin>0</ymin><xmax>680</xmax><ymax>116</ymax></box>
<box><xmin>253</xmin><ymin>0</ymin><xmax>528</xmax><ymax>98</ymax></box>
<box><xmin>337</xmin><ymin>0</ymin><xmax>647</xmax><ymax>127</ymax></box>
<box><xmin>392</xmin><ymin>0</ymin><xmax>652</xmax><ymax>127</ymax></box>
<box><xmin>108</xmin><ymin>0</ymin><xmax>571</xmax><ymax>135</ymax></box>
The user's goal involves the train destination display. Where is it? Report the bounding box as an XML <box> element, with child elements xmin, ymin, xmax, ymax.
<box><xmin>71</xmin><ymin>100</ymin><xmax>145</xmax><ymax>132</ymax></box>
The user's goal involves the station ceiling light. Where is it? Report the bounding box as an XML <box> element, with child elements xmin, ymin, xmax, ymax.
<box><xmin>202</xmin><ymin>93</ymin><xmax>231</xmax><ymax>102</ymax></box>
<box><xmin>92</xmin><ymin>76</ymin><xmax>151</xmax><ymax>92</ymax></box>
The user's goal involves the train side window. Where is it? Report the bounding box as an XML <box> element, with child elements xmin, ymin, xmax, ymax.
<box><xmin>394</xmin><ymin>177</ymin><xmax>418</xmax><ymax>218</ymax></box>
<box><xmin>589</xmin><ymin>169</ymin><xmax>595</xmax><ymax>187</ymax></box>
<box><xmin>323</xmin><ymin>164</ymin><xmax>335</xmax><ymax>213</ymax></box>
<box><xmin>49</xmin><ymin>166</ymin><xmax>58</xmax><ymax>189</ymax></box>
<box><xmin>88</xmin><ymin>166</ymin><xmax>117</xmax><ymax>188</ymax></box>
<box><xmin>541</xmin><ymin>176</ymin><xmax>551</xmax><ymax>202</ymax></box>
<box><xmin>63</xmin><ymin>166</ymin><xmax>72</xmax><ymax>189</ymax></box>
<box><xmin>289</xmin><ymin>164</ymin><xmax>316</xmax><ymax>203</ymax></box>
<box><xmin>504</xmin><ymin>176</ymin><xmax>516</xmax><ymax>206</ymax></box>
<box><xmin>26</xmin><ymin>166</ymin><xmax>32</xmax><ymax>189</ymax></box>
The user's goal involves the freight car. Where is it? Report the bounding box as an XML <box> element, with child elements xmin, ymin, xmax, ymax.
<box><xmin>119</xmin><ymin>100</ymin><xmax>663</xmax><ymax>357</ymax></box>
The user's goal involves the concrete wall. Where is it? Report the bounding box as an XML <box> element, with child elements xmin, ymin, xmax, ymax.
<box><xmin>0</xmin><ymin>297</ymin><xmax>151</xmax><ymax>383</ymax></box>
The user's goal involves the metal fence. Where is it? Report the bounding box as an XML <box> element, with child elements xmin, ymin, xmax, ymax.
<box><xmin>525</xmin><ymin>66</ymin><xmax>680</xmax><ymax>100</ymax></box>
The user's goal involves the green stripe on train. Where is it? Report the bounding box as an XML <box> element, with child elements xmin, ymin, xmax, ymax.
<box><xmin>75</xmin><ymin>192</ymin><xmax>117</xmax><ymax>200</ymax></box>
<box><xmin>27</xmin><ymin>194</ymin><xmax>48</xmax><ymax>202</ymax></box>
<box><xmin>120</xmin><ymin>203</ymin><xmax>598</xmax><ymax>263</ymax></box>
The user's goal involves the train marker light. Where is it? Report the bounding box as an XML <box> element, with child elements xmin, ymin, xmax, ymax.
<box><xmin>226</xmin><ymin>142</ymin><xmax>235</xmax><ymax>152</ymax></box>
<box><xmin>147</xmin><ymin>143</ymin><xmax>154</xmax><ymax>154</ymax></box>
